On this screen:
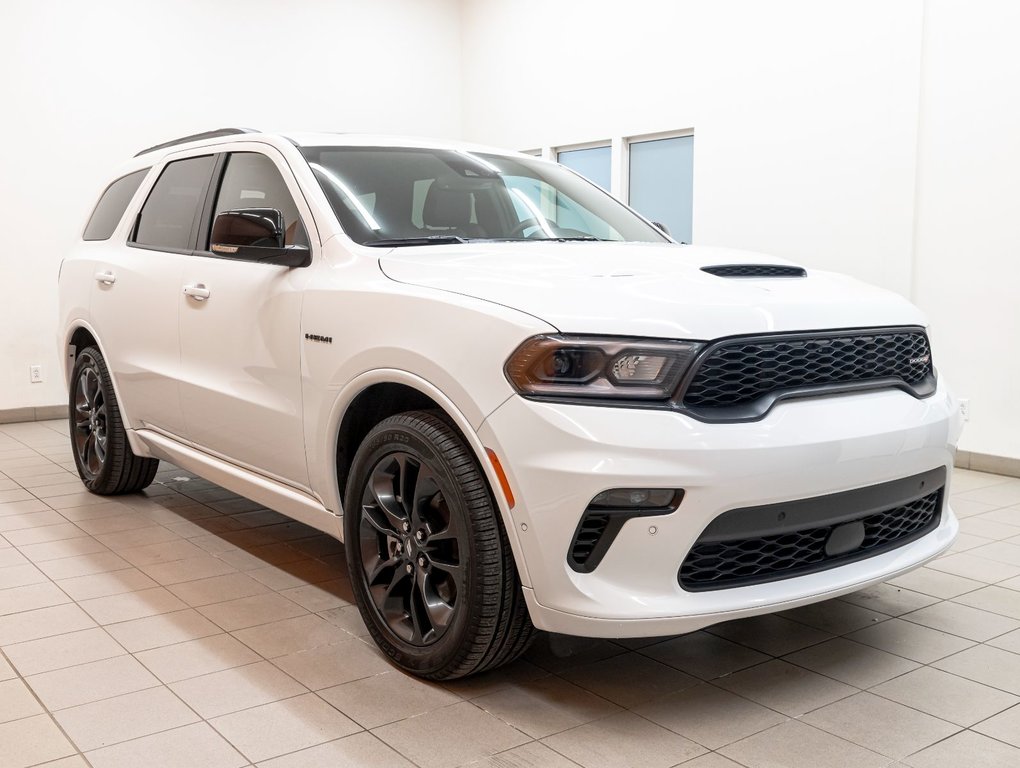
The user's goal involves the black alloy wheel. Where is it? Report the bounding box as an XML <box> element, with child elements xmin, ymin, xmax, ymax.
<box><xmin>73</xmin><ymin>362</ymin><xmax>109</xmax><ymax>480</ymax></box>
<box><xmin>68</xmin><ymin>347</ymin><xmax>159</xmax><ymax>495</ymax></box>
<box><xmin>344</xmin><ymin>410</ymin><xmax>535</xmax><ymax>679</ymax></box>
<box><xmin>358</xmin><ymin>451</ymin><xmax>466</xmax><ymax>646</ymax></box>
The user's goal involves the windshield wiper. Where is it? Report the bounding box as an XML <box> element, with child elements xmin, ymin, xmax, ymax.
<box><xmin>484</xmin><ymin>235</ymin><xmax>607</xmax><ymax>243</ymax></box>
<box><xmin>365</xmin><ymin>235</ymin><xmax>469</xmax><ymax>247</ymax></box>
<box><xmin>365</xmin><ymin>234</ymin><xmax>609</xmax><ymax>247</ymax></box>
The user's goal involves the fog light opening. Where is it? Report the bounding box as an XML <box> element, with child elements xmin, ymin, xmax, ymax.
<box><xmin>589</xmin><ymin>488</ymin><xmax>683</xmax><ymax>511</ymax></box>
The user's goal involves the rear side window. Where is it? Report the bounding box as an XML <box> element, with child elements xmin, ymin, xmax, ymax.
<box><xmin>133</xmin><ymin>155</ymin><xmax>215</xmax><ymax>251</ymax></box>
<box><xmin>83</xmin><ymin>169</ymin><xmax>149</xmax><ymax>241</ymax></box>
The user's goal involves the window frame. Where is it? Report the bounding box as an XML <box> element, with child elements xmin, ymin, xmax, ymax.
<box><xmin>123</xmin><ymin>144</ymin><xmax>316</xmax><ymax>265</ymax></box>
<box><xmin>127</xmin><ymin>153</ymin><xmax>218</xmax><ymax>256</ymax></box>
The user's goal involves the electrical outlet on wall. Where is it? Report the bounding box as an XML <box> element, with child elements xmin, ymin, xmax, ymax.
<box><xmin>959</xmin><ymin>398</ymin><xmax>970</xmax><ymax>422</ymax></box>
<box><xmin>29</xmin><ymin>365</ymin><xmax>43</xmax><ymax>383</ymax></box>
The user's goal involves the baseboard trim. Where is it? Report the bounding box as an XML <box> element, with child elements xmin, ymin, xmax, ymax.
<box><xmin>955</xmin><ymin>450</ymin><xmax>1020</xmax><ymax>479</ymax></box>
<box><xmin>0</xmin><ymin>405</ymin><xmax>66</xmax><ymax>424</ymax></box>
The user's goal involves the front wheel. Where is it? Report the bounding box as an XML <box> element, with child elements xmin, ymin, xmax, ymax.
<box><xmin>344</xmin><ymin>410</ymin><xmax>534</xmax><ymax>679</ymax></box>
<box><xmin>69</xmin><ymin>346</ymin><xmax>159</xmax><ymax>494</ymax></box>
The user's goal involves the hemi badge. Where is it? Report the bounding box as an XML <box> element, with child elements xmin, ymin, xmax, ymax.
<box><xmin>305</xmin><ymin>333</ymin><xmax>332</xmax><ymax>344</ymax></box>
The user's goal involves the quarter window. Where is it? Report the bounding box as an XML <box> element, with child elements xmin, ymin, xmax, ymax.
<box><xmin>210</xmin><ymin>153</ymin><xmax>307</xmax><ymax>250</ymax></box>
<box><xmin>132</xmin><ymin>156</ymin><xmax>215</xmax><ymax>251</ymax></box>
<box><xmin>83</xmin><ymin>169</ymin><xmax>149</xmax><ymax>241</ymax></box>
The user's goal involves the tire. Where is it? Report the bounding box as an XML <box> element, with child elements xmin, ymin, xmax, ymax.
<box><xmin>69</xmin><ymin>346</ymin><xmax>159</xmax><ymax>495</ymax></box>
<box><xmin>344</xmin><ymin>410</ymin><xmax>535</xmax><ymax>680</ymax></box>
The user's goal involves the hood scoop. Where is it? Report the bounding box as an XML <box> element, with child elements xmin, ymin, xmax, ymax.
<box><xmin>702</xmin><ymin>264</ymin><xmax>807</xmax><ymax>278</ymax></box>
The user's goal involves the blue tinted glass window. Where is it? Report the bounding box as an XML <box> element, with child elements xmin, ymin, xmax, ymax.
<box><xmin>557</xmin><ymin>145</ymin><xmax>611</xmax><ymax>191</ymax></box>
<box><xmin>628</xmin><ymin>135</ymin><xmax>693</xmax><ymax>243</ymax></box>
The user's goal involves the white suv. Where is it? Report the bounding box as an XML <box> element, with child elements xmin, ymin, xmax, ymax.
<box><xmin>58</xmin><ymin>128</ymin><xmax>962</xmax><ymax>679</ymax></box>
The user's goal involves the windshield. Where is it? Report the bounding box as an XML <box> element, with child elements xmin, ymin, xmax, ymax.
<box><xmin>299</xmin><ymin>146</ymin><xmax>670</xmax><ymax>246</ymax></box>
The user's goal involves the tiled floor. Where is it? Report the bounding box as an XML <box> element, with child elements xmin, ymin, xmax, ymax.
<box><xmin>2</xmin><ymin>420</ymin><xmax>1020</xmax><ymax>768</ymax></box>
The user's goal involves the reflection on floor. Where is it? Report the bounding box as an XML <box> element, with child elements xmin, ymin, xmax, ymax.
<box><xmin>1</xmin><ymin>419</ymin><xmax>1020</xmax><ymax>767</ymax></box>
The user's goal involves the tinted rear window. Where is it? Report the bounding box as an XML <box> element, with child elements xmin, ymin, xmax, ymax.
<box><xmin>83</xmin><ymin>169</ymin><xmax>149</xmax><ymax>241</ymax></box>
<box><xmin>132</xmin><ymin>155</ymin><xmax>215</xmax><ymax>250</ymax></box>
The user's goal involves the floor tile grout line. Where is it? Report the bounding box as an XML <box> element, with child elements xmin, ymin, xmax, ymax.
<box><xmin>894</xmin><ymin>606</ymin><xmax>1020</xmax><ymax>644</ymax></box>
<box><xmin>853</xmin><ymin>663</ymin><xmax>1019</xmax><ymax>727</ymax></box>
<box><xmin>527</xmin><ymin>735</ymin><xmax>589</xmax><ymax>768</ymax></box>
<box><xmin>0</xmin><ymin>645</ymin><xmax>98</xmax><ymax>768</ymax></box>
<box><xmin>60</xmin><ymin>677</ymin><xmax>207</xmax><ymax>760</ymax></box>
<box><xmin>366</xmin><ymin>696</ymin><xmax>537</xmax><ymax>768</ymax></box>
<box><xmin>201</xmin><ymin>690</ymin><xmax>370</xmax><ymax>768</ymax></box>
<box><xmin>620</xmin><ymin>609</ymin><xmax>1017</xmax><ymax>754</ymax></box>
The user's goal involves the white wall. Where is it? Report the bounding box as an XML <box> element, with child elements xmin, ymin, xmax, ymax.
<box><xmin>0</xmin><ymin>0</ymin><xmax>463</xmax><ymax>410</ymax></box>
<box><xmin>913</xmin><ymin>0</ymin><xmax>1020</xmax><ymax>460</ymax></box>
<box><xmin>3</xmin><ymin>0</ymin><xmax>1017</xmax><ymax>461</ymax></box>
<box><xmin>460</xmin><ymin>0</ymin><xmax>925</xmax><ymax>297</ymax></box>
<box><xmin>460</xmin><ymin>0</ymin><xmax>1019</xmax><ymax>461</ymax></box>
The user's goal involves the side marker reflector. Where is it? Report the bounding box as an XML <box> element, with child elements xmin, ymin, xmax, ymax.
<box><xmin>485</xmin><ymin>448</ymin><xmax>515</xmax><ymax>509</ymax></box>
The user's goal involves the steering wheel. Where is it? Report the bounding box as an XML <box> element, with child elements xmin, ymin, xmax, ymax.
<box><xmin>508</xmin><ymin>218</ymin><xmax>546</xmax><ymax>238</ymax></box>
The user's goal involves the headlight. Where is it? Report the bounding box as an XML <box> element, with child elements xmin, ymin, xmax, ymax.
<box><xmin>504</xmin><ymin>335</ymin><xmax>702</xmax><ymax>401</ymax></box>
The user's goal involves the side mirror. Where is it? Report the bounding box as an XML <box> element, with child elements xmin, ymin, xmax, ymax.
<box><xmin>210</xmin><ymin>208</ymin><xmax>310</xmax><ymax>267</ymax></box>
<box><xmin>652</xmin><ymin>221</ymin><xmax>671</xmax><ymax>236</ymax></box>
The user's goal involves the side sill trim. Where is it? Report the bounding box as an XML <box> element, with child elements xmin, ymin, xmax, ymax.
<box><xmin>132</xmin><ymin>429</ymin><xmax>342</xmax><ymax>540</ymax></box>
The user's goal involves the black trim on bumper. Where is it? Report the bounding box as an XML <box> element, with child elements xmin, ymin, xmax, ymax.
<box><xmin>679</xmin><ymin>467</ymin><xmax>947</xmax><ymax>591</ymax></box>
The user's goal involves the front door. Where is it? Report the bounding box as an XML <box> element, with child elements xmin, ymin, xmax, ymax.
<box><xmin>177</xmin><ymin>149</ymin><xmax>312</xmax><ymax>488</ymax></box>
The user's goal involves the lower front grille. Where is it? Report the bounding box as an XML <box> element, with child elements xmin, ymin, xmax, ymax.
<box><xmin>679</xmin><ymin>487</ymin><xmax>943</xmax><ymax>591</ymax></box>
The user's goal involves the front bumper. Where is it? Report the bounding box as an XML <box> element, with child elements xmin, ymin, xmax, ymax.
<box><xmin>479</xmin><ymin>380</ymin><xmax>961</xmax><ymax>637</ymax></box>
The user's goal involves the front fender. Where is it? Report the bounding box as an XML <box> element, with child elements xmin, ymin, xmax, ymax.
<box><xmin>313</xmin><ymin>368</ymin><xmax>532</xmax><ymax>587</ymax></box>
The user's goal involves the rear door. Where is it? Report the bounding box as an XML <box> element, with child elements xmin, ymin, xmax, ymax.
<box><xmin>89</xmin><ymin>154</ymin><xmax>217</xmax><ymax>437</ymax></box>
<box><xmin>177</xmin><ymin>148</ymin><xmax>313</xmax><ymax>488</ymax></box>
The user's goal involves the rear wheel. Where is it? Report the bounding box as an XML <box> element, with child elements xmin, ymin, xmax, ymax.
<box><xmin>70</xmin><ymin>346</ymin><xmax>159</xmax><ymax>494</ymax></box>
<box><xmin>344</xmin><ymin>410</ymin><xmax>534</xmax><ymax>679</ymax></box>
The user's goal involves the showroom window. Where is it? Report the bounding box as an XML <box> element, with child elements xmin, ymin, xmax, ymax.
<box><xmin>83</xmin><ymin>168</ymin><xmax>149</xmax><ymax>241</ymax></box>
<box><xmin>210</xmin><ymin>153</ymin><xmax>308</xmax><ymax>250</ymax></box>
<box><xmin>132</xmin><ymin>155</ymin><xmax>216</xmax><ymax>251</ymax></box>
<box><xmin>628</xmin><ymin>134</ymin><xmax>694</xmax><ymax>243</ymax></box>
<box><xmin>501</xmin><ymin>173</ymin><xmax>620</xmax><ymax>240</ymax></box>
<box><xmin>528</xmin><ymin>130</ymin><xmax>694</xmax><ymax>243</ymax></box>
<box><xmin>557</xmin><ymin>145</ymin><xmax>612</xmax><ymax>191</ymax></box>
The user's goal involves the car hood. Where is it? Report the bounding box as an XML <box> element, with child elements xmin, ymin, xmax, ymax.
<box><xmin>378</xmin><ymin>242</ymin><xmax>925</xmax><ymax>339</ymax></box>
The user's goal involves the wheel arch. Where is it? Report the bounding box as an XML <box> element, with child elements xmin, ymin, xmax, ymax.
<box><xmin>63</xmin><ymin>321</ymin><xmax>150</xmax><ymax>458</ymax></box>
<box><xmin>324</xmin><ymin>369</ymin><xmax>530</xmax><ymax>586</ymax></box>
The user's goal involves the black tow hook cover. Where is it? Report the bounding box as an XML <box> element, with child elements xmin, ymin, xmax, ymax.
<box><xmin>825</xmin><ymin>521</ymin><xmax>866</xmax><ymax>557</ymax></box>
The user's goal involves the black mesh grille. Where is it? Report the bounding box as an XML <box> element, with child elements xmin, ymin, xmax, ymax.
<box><xmin>679</xmin><ymin>490</ymin><xmax>941</xmax><ymax>590</ymax></box>
<box><xmin>570</xmin><ymin>512</ymin><xmax>611</xmax><ymax>568</ymax></box>
<box><xmin>681</xmin><ymin>330</ymin><xmax>933</xmax><ymax>411</ymax></box>
<box><xmin>701</xmin><ymin>264</ymin><xmax>807</xmax><ymax>278</ymax></box>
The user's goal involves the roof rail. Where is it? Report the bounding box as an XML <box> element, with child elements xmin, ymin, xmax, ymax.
<box><xmin>134</xmin><ymin>127</ymin><xmax>259</xmax><ymax>157</ymax></box>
